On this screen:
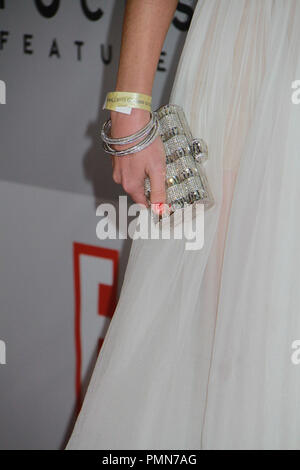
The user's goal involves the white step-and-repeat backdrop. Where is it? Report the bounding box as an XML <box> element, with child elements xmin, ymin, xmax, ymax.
<box><xmin>0</xmin><ymin>0</ymin><xmax>195</xmax><ymax>449</ymax></box>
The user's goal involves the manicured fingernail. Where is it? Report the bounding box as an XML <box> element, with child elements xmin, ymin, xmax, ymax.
<box><xmin>151</xmin><ymin>203</ymin><xmax>171</xmax><ymax>216</ymax></box>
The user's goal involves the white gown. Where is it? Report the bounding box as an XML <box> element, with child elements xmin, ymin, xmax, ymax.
<box><xmin>66</xmin><ymin>0</ymin><xmax>300</xmax><ymax>450</ymax></box>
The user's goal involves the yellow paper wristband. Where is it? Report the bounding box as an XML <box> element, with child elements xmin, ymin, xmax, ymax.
<box><xmin>103</xmin><ymin>91</ymin><xmax>152</xmax><ymax>114</ymax></box>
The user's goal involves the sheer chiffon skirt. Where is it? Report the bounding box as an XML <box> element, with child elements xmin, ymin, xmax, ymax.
<box><xmin>66</xmin><ymin>0</ymin><xmax>300</xmax><ymax>449</ymax></box>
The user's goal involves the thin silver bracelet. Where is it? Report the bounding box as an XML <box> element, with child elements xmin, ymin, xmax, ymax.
<box><xmin>102</xmin><ymin>116</ymin><xmax>160</xmax><ymax>157</ymax></box>
<box><xmin>101</xmin><ymin>111</ymin><xmax>156</xmax><ymax>146</ymax></box>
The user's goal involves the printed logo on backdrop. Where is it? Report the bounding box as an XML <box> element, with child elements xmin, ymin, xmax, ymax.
<box><xmin>73</xmin><ymin>242</ymin><xmax>118</xmax><ymax>412</ymax></box>
<box><xmin>0</xmin><ymin>0</ymin><xmax>194</xmax><ymax>65</ymax></box>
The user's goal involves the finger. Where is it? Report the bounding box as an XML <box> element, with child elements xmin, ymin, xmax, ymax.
<box><xmin>112</xmin><ymin>162</ymin><xmax>122</xmax><ymax>184</ymax></box>
<box><xmin>148</xmin><ymin>167</ymin><xmax>166</xmax><ymax>205</ymax></box>
<box><xmin>130</xmin><ymin>189</ymin><xmax>149</xmax><ymax>209</ymax></box>
<box><xmin>121</xmin><ymin>175</ymin><xmax>149</xmax><ymax>208</ymax></box>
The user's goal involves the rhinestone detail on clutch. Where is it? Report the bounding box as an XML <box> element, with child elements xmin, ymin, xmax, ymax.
<box><xmin>144</xmin><ymin>104</ymin><xmax>214</xmax><ymax>219</ymax></box>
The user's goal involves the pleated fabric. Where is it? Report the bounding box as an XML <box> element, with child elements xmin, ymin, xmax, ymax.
<box><xmin>66</xmin><ymin>0</ymin><xmax>300</xmax><ymax>450</ymax></box>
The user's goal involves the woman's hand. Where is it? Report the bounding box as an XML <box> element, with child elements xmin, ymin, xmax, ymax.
<box><xmin>107</xmin><ymin>0</ymin><xmax>179</xmax><ymax>210</ymax></box>
<box><xmin>110</xmin><ymin>108</ymin><xmax>166</xmax><ymax>209</ymax></box>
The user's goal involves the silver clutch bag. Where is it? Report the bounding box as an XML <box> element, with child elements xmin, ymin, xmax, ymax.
<box><xmin>144</xmin><ymin>103</ymin><xmax>214</xmax><ymax>219</ymax></box>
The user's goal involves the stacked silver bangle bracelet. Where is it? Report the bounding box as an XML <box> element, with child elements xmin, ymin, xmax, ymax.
<box><xmin>100</xmin><ymin>110</ymin><xmax>159</xmax><ymax>157</ymax></box>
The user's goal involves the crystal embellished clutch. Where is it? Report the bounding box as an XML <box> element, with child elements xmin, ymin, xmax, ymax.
<box><xmin>144</xmin><ymin>104</ymin><xmax>214</xmax><ymax>220</ymax></box>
